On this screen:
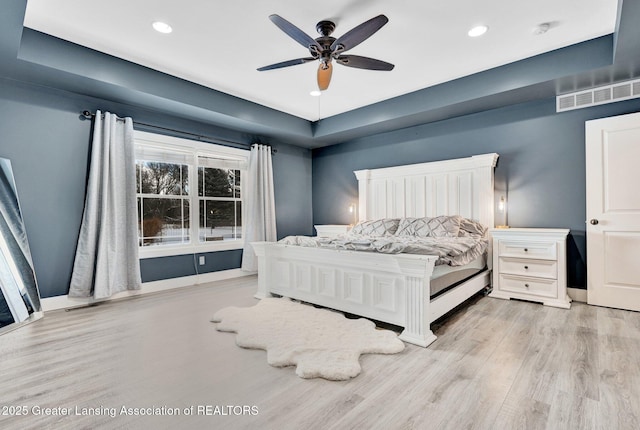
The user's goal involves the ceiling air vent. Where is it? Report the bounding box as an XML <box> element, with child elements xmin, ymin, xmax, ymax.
<box><xmin>556</xmin><ymin>78</ymin><xmax>640</xmax><ymax>112</ymax></box>
<box><xmin>613</xmin><ymin>83</ymin><xmax>631</xmax><ymax>99</ymax></box>
<box><xmin>593</xmin><ymin>87</ymin><xmax>611</xmax><ymax>103</ymax></box>
<box><xmin>575</xmin><ymin>92</ymin><xmax>593</xmax><ymax>106</ymax></box>
<box><xmin>557</xmin><ymin>95</ymin><xmax>575</xmax><ymax>110</ymax></box>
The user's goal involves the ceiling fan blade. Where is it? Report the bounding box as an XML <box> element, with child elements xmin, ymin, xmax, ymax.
<box><xmin>269</xmin><ymin>14</ymin><xmax>322</xmax><ymax>52</ymax></box>
<box><xmin>257</xmin><ymin>57</ymin><xmax>316</xmax><ymax>71</ymax></box>
<box><xmin>317</xmin><ymin>62</ymin><xmax>333</xmax><ymax>91</ymax></box>
<box><xmin>335</xmin><ymin>55</ymin><xmax>394</xmax><ymax>71</ymax></box>
<box><xmin>330</xmin><ymin>15</ymin><xmax>389</xmax><ymax>53</ymax></box>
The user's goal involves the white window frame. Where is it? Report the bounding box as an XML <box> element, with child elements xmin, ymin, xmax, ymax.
<box><xmin>134</xmin><ymin>130</ymin><xmax>248</xmax><ymax>259</ymax></box>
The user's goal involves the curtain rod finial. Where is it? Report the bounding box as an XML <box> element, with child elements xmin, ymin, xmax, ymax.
<box><xmin>81</xmin><ymin>110</ymin><xmax>93</xmax><ymax>119</ymax></box>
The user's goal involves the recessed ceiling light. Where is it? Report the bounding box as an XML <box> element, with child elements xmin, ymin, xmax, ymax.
<box><xmin>533</xmin><ymin>23</ymin><xmax>551</xmax><ymax>35</ymax></box>
<box><xmin>468</xmin><ymin>25</ymin><xmax>488</xmax><ymax>38</ymax></box>
<box><xmin>310</xmin><ymin>90</ymin><xmax>322</xmax><ymax>97</ymax></box>
<box><xmin>152</xmin><ymin>21</ymin><xmax>173</xmax><ymax>34</ymax></box>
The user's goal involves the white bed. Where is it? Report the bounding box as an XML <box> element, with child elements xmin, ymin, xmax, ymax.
<box><xmin>252</xmin><ymin>153</ymin><xmax>499</xmax><ymax>347</ymax></box>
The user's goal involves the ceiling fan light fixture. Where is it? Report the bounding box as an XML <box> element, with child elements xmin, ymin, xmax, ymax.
<box><xmin>152</xmin><ymin>21</ymin><xmax>173</xmax><ymax>34</ymax></box>
<box><xmin>317</xmin><ymin>62</ymin><xmax>333</xmax><ymax>91</ymax></box>
<box><xmin>468</xmin><ymin>25</ymin><xmax>488</xmax><ymax>37</ymax></box>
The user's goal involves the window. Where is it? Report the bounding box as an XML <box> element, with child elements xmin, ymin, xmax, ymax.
<box><xmin>198</xmin><ymin>157</ymin><xmax>242</xmax><ymax>243</ymax></box>
<box><xmin>134</xmin><ymin>131</ymin><xmax>248</xmax><ymax>258</ymax></box>
<box><xmin>137</xmin><ymin>160</ymin><xmax>190</xmax><ymax>247</ymax></box>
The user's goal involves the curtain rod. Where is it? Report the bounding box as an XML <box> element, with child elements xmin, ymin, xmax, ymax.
<box><xmin>80</xmin><ymin>110</ymin><xmax>274</xmax><ymax>153</ymax></box>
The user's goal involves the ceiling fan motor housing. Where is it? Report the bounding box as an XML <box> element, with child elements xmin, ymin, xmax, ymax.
<box><xmin>312</xmin><ymin>20</ymin><xmax>339</xmax><ymax>65</ymax></box>
<box><xmin>316</xmin><ymin>20</ymin><xmax>336</xmax><ymax>36</ymax></box>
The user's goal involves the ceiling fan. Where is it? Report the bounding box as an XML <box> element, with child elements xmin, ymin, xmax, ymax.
<box><xmin>257</xmin><ymin>14</ymin><xmax>394</xmax><ymax>91</ymax></box>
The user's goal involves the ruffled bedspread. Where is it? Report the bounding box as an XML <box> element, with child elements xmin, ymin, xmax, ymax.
<box><xmin>277</xmin><ymin>234</ymin><xmax>488</xmax><ymax>267</ymax></box>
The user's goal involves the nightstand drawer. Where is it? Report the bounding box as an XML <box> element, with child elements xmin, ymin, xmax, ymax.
<box><xmin>499</xmin><ymin>257</ymin><xmax>557</xmax><ymax>279</ymax></box>
<box><xmin>498</xmin><ymin>241</ymin><xmax>557</xmax><ymax>260</ymax></box>
<box><xmin>499</xmin><ymin>274</ymin><xmax>557</xmax><ymax>298</ymax></box>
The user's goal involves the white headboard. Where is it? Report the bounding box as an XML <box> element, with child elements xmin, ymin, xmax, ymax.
<box><xmin>354</xmin><ymin>153</ymin><xmax>499</xmax><ymax>229</ymax></box>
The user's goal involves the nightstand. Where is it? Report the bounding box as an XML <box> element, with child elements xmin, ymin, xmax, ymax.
<box><xmin>314</xmin><ymin>225</ymin><xmax>351</xmax><ymax>237</ymax></box>
<box><xmin>489</xmin><ymin>228</ymin><xmax>571</xmax><ymax>309</ymax></box>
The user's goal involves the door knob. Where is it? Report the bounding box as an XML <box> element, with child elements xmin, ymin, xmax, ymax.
<box><xmin>590</xmin><ymin>219</ymin><xmax>599</xmax><ymax>225</ymax></box>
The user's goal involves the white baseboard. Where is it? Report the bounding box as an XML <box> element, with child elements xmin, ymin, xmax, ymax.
<box><xmin>41</xmin><ymin>268</ymin><xmax>248</xmax><ymax>312</ymax></box>
<box><xmin>567</xmin><ymin>287</ymin><xmax>587</xmax><ymax>303</ymax></box>
<box><xmin>43</xmin><ymin>274</ymin><xmax>589</xmax><ymax>311</ymax></box>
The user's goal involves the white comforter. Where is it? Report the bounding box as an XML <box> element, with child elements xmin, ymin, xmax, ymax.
<box><xmin>278</xmin><ymin>234</ymin><xmax>488</xmax><ymax>267</ymax></box>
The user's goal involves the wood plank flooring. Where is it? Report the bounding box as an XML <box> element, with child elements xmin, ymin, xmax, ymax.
<box><xmin>1</xmin><ymin>275</ymin><xmax>639</xmax><ymax>430</ymax></box>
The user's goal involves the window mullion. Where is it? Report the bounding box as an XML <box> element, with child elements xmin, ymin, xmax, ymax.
<box><xmin>199</xmin><ymin>196</ymin><xmax>238</xmax><ymax>202</ymax></box>
<box><xmin>137</xmin><ymin>193</ymin><xmax>186</xmax><ymax>199</ymax></box>
<box><xmin>189</xmin><ymin>152</ymin><xmax>198</xmax><ymax>247</ymax></box>
<box><xmin>139</xmin><ymin>196</ymin><xmax>144</xmax><ymax>246</ymax></box>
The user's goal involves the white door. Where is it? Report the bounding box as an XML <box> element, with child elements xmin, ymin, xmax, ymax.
<box><xmin>586</xmin><ymin>112</ymin><xmax>640</xmax><ymax>311</ymax></box>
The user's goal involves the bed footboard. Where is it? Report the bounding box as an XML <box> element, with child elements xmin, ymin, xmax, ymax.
<box><xmin>252</xmin><ymin>241</ymin><xmax>439</xmax><ymax>347</ymax></box>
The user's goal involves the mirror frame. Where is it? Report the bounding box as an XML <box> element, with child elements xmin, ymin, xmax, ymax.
<box><xmin>0</xmin><ymin>157</ymin><xmax>43</xmax><ymax>335</ymax></box>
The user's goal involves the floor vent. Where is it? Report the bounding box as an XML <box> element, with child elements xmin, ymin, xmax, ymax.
<box><xmin>556</xmin><ymin>78</ymin><xmax>640</xmax><ymax>112</ymax></box>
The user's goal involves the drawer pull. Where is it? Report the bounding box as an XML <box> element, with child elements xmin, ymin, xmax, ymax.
<box><xmin>524</xmin><ymin>248</ymin><xmax>528</xmax><ymax>252</ymax></box>
<box><xmin>524</xmin><ymin>283</ymin><xmax>530</xmax><ymax>288</ymax></box>
<box><xmin>524</xmin><ymin>266</ymin><xmax>529</xmax><ymax>269</ymax></box>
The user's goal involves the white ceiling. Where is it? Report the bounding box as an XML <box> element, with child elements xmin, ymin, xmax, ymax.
<box><xmin>24</xmin><ymin>0</ymin><xmax>618</xmax><ymax>122</ymax></box>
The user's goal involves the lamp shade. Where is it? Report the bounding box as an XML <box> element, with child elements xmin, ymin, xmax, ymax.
<box><xmin>317</xmin><ymin>62</ymin><xmax>333</xmax><ymax>91</ymax></box>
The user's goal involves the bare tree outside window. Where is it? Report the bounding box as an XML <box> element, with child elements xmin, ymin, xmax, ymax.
<box><xmin>136</xmin><ymin>161</ymin><xmax>190</xmax><ymax>246</ymax></box>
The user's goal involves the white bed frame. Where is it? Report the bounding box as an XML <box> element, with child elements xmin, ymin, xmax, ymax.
<box><xmin>252</xmin><ymin>153</ymin><xmax>499</xmax><ymax>347</ymax></box>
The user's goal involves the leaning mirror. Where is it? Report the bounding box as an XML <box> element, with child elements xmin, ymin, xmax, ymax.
<box><xmin>0</xmin><ymin>157</ymin><xmax>42</xmax><ymax>334</ymax></box>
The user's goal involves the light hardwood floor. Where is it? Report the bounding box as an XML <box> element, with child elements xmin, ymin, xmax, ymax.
<box><xmin>1</xmin><ymin>275</ymin><xmax>639</xmax><ymax>430</ymax></box>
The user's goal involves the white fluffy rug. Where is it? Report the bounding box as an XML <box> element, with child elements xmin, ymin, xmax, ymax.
<box><xmin>211</xmin><ymin>298</ymin><xmax>405</xmax><ymax>380</ymax></box>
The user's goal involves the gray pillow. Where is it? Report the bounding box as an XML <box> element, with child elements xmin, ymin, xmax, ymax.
<box><xmin>395</xmin><ymin>216</ymin><xmax>462</xmax><ymax>237</ymax></box>
<box><xmin>349</xmin><ymin>218</ymin><xmax>400</xmax><ymax>236</ymax></box>
<box><xmin>457</xmin><ymin>217</ymin><xmax>488</xmax><ymax>237</ymax></box>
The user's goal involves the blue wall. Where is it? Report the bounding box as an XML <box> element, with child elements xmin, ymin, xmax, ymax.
<box><xmin>272</xmin><ymin>143</ymin><xmax>314</xmax><ymax>239</ymax></box>
<box><xmin>0</xmin><ymin>77</ymin><xmax>313</xmax><ymax>298</ymax></box>
<box><xmin>2</xmin><ymin>0</ymin><xmax>639</xmax><ymax>301</ymax></box>
<box><xmin>4</xmin><ymin>71</ymin><xmax>640</xmax><ymax>298</ymax></box>
<box><xmin>139</xmin><ymin>250</ymin><xmax>243</xmax><ymax>283</ymax></box>
<box><xmin>312</xmin><ymin>96</ymin><xmax>640</xmax><ymax>290</ymax></box>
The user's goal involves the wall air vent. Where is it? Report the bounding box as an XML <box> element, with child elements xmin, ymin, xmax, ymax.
<box><xmin>556</xmin><ymin>78</ymin><xmax>640</xmax><ymax>112</ymax></box>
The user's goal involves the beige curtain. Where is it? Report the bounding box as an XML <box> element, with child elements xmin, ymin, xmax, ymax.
<box><xmin>69</xmin><ymin>111</ymin><xmax>141</xmax><ymax>299</ymax></box>
<box><xmin>241</xmin><ymin>144</ymin><xmax>277</xmax><ymax>272</ymax></box>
